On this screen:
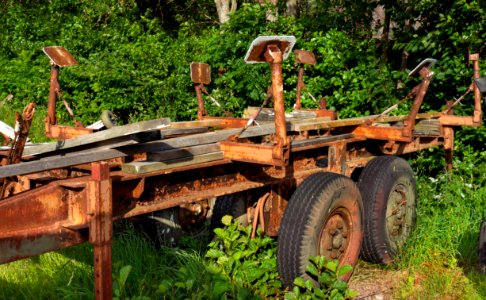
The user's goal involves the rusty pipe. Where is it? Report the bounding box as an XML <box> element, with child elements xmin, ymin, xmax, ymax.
<box><xmin>47</xmin><ymin>64</ymin><xmax>60</xmax><ymax>125</ymax></box>
<box><xmin>195</xmin><ymin>83</ymin><xmax>206</xmax><ymax>120</ymax></box>
<box><xmin>264</xmin><ymin>45</ymin><xmax>288</xmax><ymax>147</ymax></box>
<box><xmin>470</xmin><ymin>53</ymin><xmax>482</xmax><ymax>124</ymax></box>
<box><xmin>295</xmin><ymin>67</ymin><xmax>304</xmax><ymax>110</ymax></box>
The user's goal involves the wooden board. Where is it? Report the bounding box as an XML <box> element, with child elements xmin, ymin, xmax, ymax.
<box><xmin>121</xmin><ymin>152</ymin><xmax>224</xmax><ymax>174</ymax></box>
<box><xmin>291</xmin><ymin>134</ymin><xmax>355</xmax><ymax>150</ymax></box>
<box><xmin>291</xmin><ymin>112</ymin><xmax>441</xmax><ymax>131</ymax></box>
<box><xmin>147</xmin><ymin>144</ymin><xmax>220</xmax><ymax>162</ymax></box>
<box><xmin>0</xmin><ymin>124</ymin><xmax>275</xmax><ymax>178</ymax></box>
<box><xmin>23</xmin><ymin>118</ymin><xmax>171</xmax><ymax>156</ymax></box>
<box><xmin>414</xmin><ymin>119</ymin><xmax>441</xmax><ymax>136</ymax></box>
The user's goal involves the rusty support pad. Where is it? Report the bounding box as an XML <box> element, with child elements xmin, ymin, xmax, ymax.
<box><xmin>352</xmin><ymin>125</ymin><xmax>413</xmax><ymax>142</ymax></box>
<box><xmin>89</xmin><ymin>162</ymin><xmax>113</xmax><ymax>300</ymax></box>
<box><xmin>44</xmin><ymin>123</ymin><xmax>93</xmax><ymax>139</ymax></box>
<box><xmin>219</xmin><ymin>141</ymin><xmax>290</xmax><ymax>167</ymax></box>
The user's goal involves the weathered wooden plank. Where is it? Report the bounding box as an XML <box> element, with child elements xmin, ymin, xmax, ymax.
<box><xmin>121</xmin><ymin>152</ymin><xmax>224</xmax><ymax>174</ymax></box>
<box><xmin>242</xmin><ymin>107</ymin><xmax>325</xmax><ymax>121</ymax></box>
<box><xmin>414</xmin><ymin>119</ymin><xmax>440</xmax><ymax>136</ymax></box>
<box><xmin>291</xmin><ymin>134</ymin><xmax>355</xmax><ymax>150</ymax></box>
<box><xmin>292</xmin><ymin>113</ymin><xmax>441</xmax><ymax>131</ymax></box>
<box><xmin>169</xmin><ymin>119</ymin><xmax>237</xmax><ymax>128</ymax></box>
<box><xmin>0</xmin><ymin>147</ymin><xmax>128</xmax><ymax>178</ymax></box>
<box><xmin>159</xmin><ymin>126</ymin><xmax>209</xmax><ymax>137</ymax></box>
<box><xmin>23</xmin><ymin>118</ymin><xmax>171</xmax><ymax>156</ymax></box>
<box><xmin>147</xmin><ymin>144</ymin><xmax>220</xmax><ymax>162</ymax></box>
<box><xmin>0</xmin><ymin>124</ymin><xmax>276</xmax><ymax>178</ymax></box>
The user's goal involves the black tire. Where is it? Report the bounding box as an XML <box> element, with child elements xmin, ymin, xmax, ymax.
<box><xmin>210</xmin><ymin>193</ymin><xmax>249</xmax><ymax>230</ymax></box>
<box><xmin>277</xmin><ymin>172</ymin><xmax>363</xmax><ymax>287</ymax></box>
<box><xmin>480</xmin><ymin>221</ymin><xmax>486</xmax><ymax>273</ymax></box>
<box><xmin>101</xmin><ymin>110</ymin><xmax>116</xmax><ymax>129</ymax></box>
<box><xmin>139</xmin><ymin>200</ymin><xmax>213</xmax><ymax>247</ymax></box>
<box><xmin>357</xmin><ymin>156</ymin><xmax>417</xmax><ymax>264</ymax></box>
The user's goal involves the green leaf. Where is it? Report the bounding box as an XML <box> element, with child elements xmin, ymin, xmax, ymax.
<box><xmin>306</xmin><ymin>262</ymin><xmax>319</xmax><ymax>277</ymax></box>
<box><xmin>118</xmin><ymin>265</ymin><xmax>132</xmax><ymax>290</ymax></box>
<box><xmin>157</xmin><ymin>280</ymin><xmax>172</xmax><ymax>294</ymax></box>
<box><xmin>336</xmin><ymin>264</ymin><xmax>353</xmax><ymax>277</ymax></box>
<box><xmin>185</xmin><ymin>279</ymin><xmax>195</xmax><ymax>290</ymax></box>
<box><xmin>206</xmin><ymin>249</ymin><xmax>225</xmax><ymax>259</ymax></box>
<box><xmin>293</xmin><ymin>277</ymin><xmax>307</xmax><ymax>288</ymax></box>
<box><xmin>345</xmin><ymin>289</ymin><xmax>360</xmax><ymax>298</ymax></box>
<box><xmin>326</xmin><ymin>260</ymin><xmax>338</xmax><ymax>273</ymax></box>
<box><xmin>212</xmin><ymin>279</ymin><xmax>232</xmax><ymax>296</ymax></box>
<box><xmin>319</xmin><ymin>272</ymin><xmax>334</xmax><ymax>286</ymax></box>
<box><xmin>222</xmin><ymin>215</ymin><xmax>233</xmax><ymax>226</ymax></box>
<box><xmin>332</xmin><ymin>280</ymin><xmax>348</xmax><ymax>291</ymax></box>
<box><xmin>330</xmin><ymin>291</ymin><xmax>344</xmax><ymax>300</ymax></box>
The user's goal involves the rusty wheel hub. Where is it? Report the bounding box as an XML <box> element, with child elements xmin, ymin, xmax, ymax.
<box><xmin>177</xmin><ymin>200</ymin><xmax>210</xmax><ymax>231</ymax></box>
<box><xmin>386</xmin><ymin>182</ymin><xmax>414</xmax><ymax>250</ymax></box>
<box><xmin>319</xmin><ymin>208</ymin><xmax>352</xmax><ymax>260</ymax></box>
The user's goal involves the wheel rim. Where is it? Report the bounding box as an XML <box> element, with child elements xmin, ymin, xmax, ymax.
<box><xmin>385</xmin><ymin>179</ymin><xmax>415</xmax><ymax>252</ymax></box>
<box><xmin>318</xmin><ymin>207</ymin><xmax>353</xmax><ymax>261</ymax></box>
<box><xmin>178</xmin><ymin>200</ymin><xmax>210</xmax><ymax>233</ymax></box>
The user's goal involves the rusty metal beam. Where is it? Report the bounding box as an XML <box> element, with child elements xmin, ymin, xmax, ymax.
<box><xmin>0</xmin><ymin>182</ymin><xmax>88</xmax><ymax>264</ymax></box>
<box><xmin>439</xmin><ymin>115</ymin><xmax>479</xmax><ymax>127</ymax></box>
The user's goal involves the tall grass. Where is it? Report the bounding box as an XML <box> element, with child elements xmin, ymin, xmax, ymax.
<box><xmin>394</xmin><ymin>150</ymin><xmax>486</xmax><ymax>299</ymax></box>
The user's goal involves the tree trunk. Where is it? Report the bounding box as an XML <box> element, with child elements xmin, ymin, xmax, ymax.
<box><xmin>257</xmin><ymin>0</ymin><xmax>279</xmax><ymax>21</ymax></box>
<box><xmin>286</xmin><ymin>0</ymin><xmax>298</xmax><ymax>17</ymax></box>
<box><xmin>215</xmin><ymin>0</ymin><xmax>237</xmax><ymax>24</ymax></box>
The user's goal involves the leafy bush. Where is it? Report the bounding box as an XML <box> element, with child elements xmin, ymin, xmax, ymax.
<box><xmin>205</xmin><ymin>215</ymin><xmax>281</xmax><ymax>298</ymax></box>
<box><xmin>205</xmin><ymin>215</ymin><xmax>358</xmax><ymax>299</ymax></box>
<box><xmin>286</xmin><ymin>256</ymin><xmax>358</xmax><ymax>300</ymax></box>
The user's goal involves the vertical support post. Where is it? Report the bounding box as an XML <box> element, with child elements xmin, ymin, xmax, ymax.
<box><xmin>195</xmin><ymin>83</ymin><xmax>206</xmax><ymax>120</ymax></box>
<box><xmin>295</xmin><ymin>67</ymin><xmax>304</xmax><ymax>110</ymax></box>
<box><xmin>47</xmin><ymin>64</ymin><xmax>59</xmax><ymax>126</ymax></box>
<box><xmin>89</xmin><ymin>162</ymin><xmax>113</xmax><ymax>300</ymax></box>
<box><xmin>265</xmin><ymin>183</ymin><xmax>291</xmax><ymax>236</ymax></box>
<box><xmin>444</xmin><ymin>126</ymin><xmax>454</xmax><ymax>173</ymax></box>
<box><xmin>470</xmin><ymin>53</ymin><xmax>482</xmax><ymax>124</ymax></box>
<box><xmin>328</xmin><ymin>142</ymin><xmax>347</xmax><ymax>174</ymax></box>
<box><xmin>264</xmin><ymin>45</ymin><xmax>290</xmax><ymax>168</ymax></box>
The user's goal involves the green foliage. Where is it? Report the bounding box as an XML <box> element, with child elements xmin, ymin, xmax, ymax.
<box><xmin>205</xmin><ymin>215</ymin><xmax>281</xmax><ymax>298</ymax></box>
<box><xmin>286</xmin><ymin>256</ymin><xmax>358</xmax><ymax>300</ymax></box>
<box><xmin>0</xmin><ymin>0</ymin><xmax>406</xmax><ymax>134</ymax></box>
<box><xmin>298</xmin><ymin>30</ymin><xmax>403</xmax><ymax>118</ymax></box>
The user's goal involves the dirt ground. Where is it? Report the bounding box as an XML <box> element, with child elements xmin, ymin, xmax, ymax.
<box><xmin>348</xmin><ymin>262</ymin><xmax>406</xmax><ymax>300</ymax></box>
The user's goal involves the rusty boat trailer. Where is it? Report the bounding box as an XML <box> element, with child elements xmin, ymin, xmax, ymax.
<box><xmin>0</xmin><ymin>36</ymin><xmax>485</xmax><ymax>298</ymax></box>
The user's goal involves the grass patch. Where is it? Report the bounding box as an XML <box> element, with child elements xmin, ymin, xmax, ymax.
<box><xmin>393</xmin><ymin>153</ymin><xmax>486</xmax><ymax>299</ymax></box>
